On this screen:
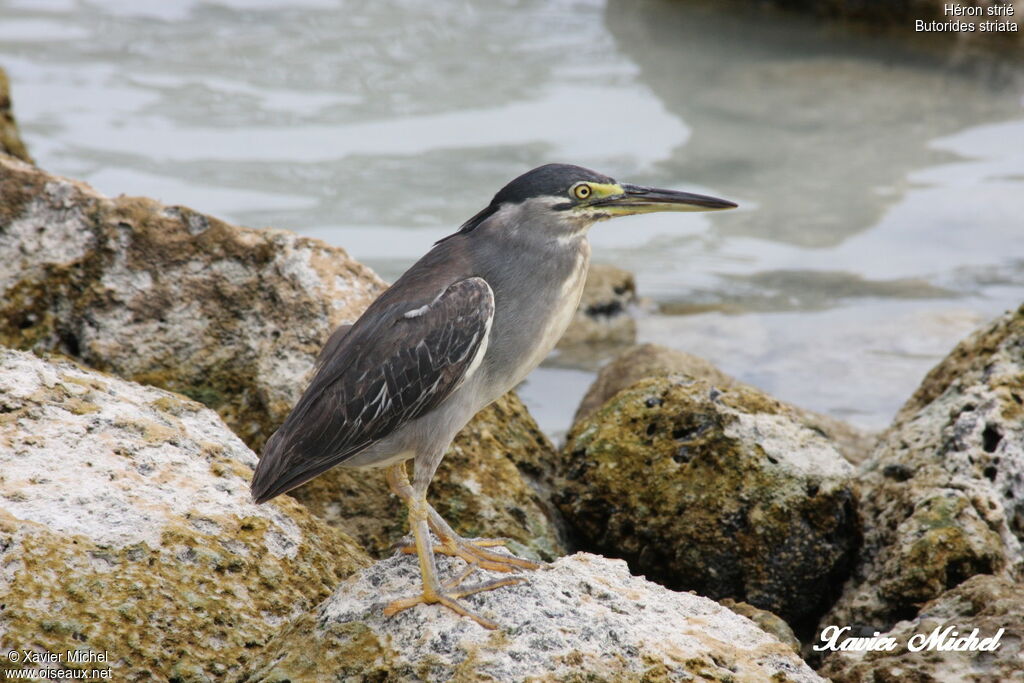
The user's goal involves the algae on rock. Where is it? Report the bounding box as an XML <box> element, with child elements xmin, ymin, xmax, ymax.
<box><xmin>574</xmin><ymin>343</ymin><xmax>875</xmax><ymax>465</ymax></box>
<box><xmin>0</xmin><ymin>67</ymin><xmax>32</xmax><ymax>163</ymax></box>
<box><xmin>558</xmin><ymin>375</ymin><xmax>858</xmax><ymax>634</ymax></box>
<box><xmin>822</xmin><ymin>304</ymin><xmax>1024</xmax><ymax>632</ymax></box>
<box><xmin>0</xmin><ymin>348</ymin><xmax>369</xmax><ymax>681</ymax></box>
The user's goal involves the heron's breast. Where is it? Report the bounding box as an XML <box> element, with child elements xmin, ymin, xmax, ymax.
<box><xmin>485</xmin><ymin>245</ymin><xmax>590</xmax><ymax>389</ymax></box>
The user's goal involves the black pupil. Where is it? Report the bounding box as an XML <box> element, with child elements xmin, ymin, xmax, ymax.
<box><xmin>579</xmin><ymin>186</ymin><xmax>589</xmax><ymax>196</ymax></box>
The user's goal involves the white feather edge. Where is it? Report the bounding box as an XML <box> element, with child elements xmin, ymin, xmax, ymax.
<box><xmin>460</xmin><ymin>279</ymin><xmax>494</xmax><ymax>383</ymax></box>
<box><xmin>400</xmin><ymin>278</ymin><xmax>494</xmax><ymax>382</ymax></box>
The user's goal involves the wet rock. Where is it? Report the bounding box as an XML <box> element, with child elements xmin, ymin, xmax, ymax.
<box><xmin>241</xmin><ymin>552</ymin><xmax>824</xmax><ymax>682</ymax></box>
<box><xmin>558</xmin><ymin>263</ymin><xmax>638</xmax><ymax>347</ymax></box>
<box><xmin>291</xmin><ymin>392</ymin><xmax>568</xmax><ymax>562</ymax></box>
<box><xmin>823</xmin><ymin>304</ymin><xmax>1024</xmax><ymax>631</ymax></box>
<box><xmin>0</xmin><ymin>157</ymin><xmax>566</xmax><ymax>565</ymax></box>
<box><xmin>574</xmin><ymin>343</ymin><xmax>875</xmax><ymax>465</ymax></box>
<box><xmin>818</xmin><ymin>575</ymin><xmax>1024</xmax><ymax>682</ymax></box>
<box><xmin>0</xmin><ymin>67</ymin><xmax>32</xmax><ymax>163</ymax></box>
<box><xmin>558</xmin><ymin>375</ymin><xmax>858</xmax><ymax>634</ymax></box>
<box><xmin>0</xmin><ymin>155</ymin><xmax>385</xmax><ymax>452</ymax></box>
<box><xmin>0</xmin><ymin>348</ymin><xmax>369</xmax><ymax>680</ymax></box>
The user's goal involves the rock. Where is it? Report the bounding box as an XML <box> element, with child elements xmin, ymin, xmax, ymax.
<box><xmin>557</xmin><ymin>263</ymin><xmax>638</xmax><ymax>348</ymax></box>
<box><xmin>558</xmin><ymin>375</ymin><xmax>858</xmax><ymax>634</ymax></box>
<box><xmin>0</xmin><ymin>348</ymin><xmax>369</xmax><ymax>680</ymax></box>
<box><xmin>241</xmin><ymin>552</ymin><xmax>825</xmax><ymax>682</ymax></box>
<box><xmin>896</xmin><ymin>302</ymin><xmax>1024</xmax><ymax>424</ymax></box>
<box><xmin>574</xmin><ymin>343</ymin><xmax>736</xmax><ymax>422</ymax></box>
<box><xmin>0</xmin><ymin>67</ymin><xmax>32</xmax><ymax>163</ymax></box>
<box><xmin>818</xmin><ymin>575</ymin><xmax>1024</xmax><ymax>682</ymax></box>
<box><xmin>822</xmin><ymin>304</ymin><xmax>1024</xmax><ymax>632</ymax></box>
<box><xmin>291</xmin><ymin>392</ymin><xmax>568</xmax><ymax>562</ymax></box>
<box><xmin>574</xmin><ymin>343</ymin><xmax>875</xmax><ymax>465</ymax></box>
<box><xmin>0</xmin><ymin>155</ymin><xmax>385</xmax><ymax>452</ymax></box>
<box><xmin>0</xmin><ymin>156</ymin><xmax>566</xmax><ymax>560</ymax></box>
<box><xmin>720</xmin><ymin>599</ymin><xmax>802</xmax><ymax>655</ymax></box>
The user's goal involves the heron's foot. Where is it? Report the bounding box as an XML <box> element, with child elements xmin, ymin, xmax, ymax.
<box><xmin>383</xmin><ymin>575</ymin><xmax>526</xmax><ymax>630</ymax></box>
<box><xmin>398</xmin><ymin>534</ymin><xmax>541</xmax><ymax>573</ymax></box>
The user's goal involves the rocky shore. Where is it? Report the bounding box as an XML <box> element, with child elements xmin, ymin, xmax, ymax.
<box><xmin>3</xmin><ymin>129</ymin><xmax>1022</xmax><ymax>679</ymax></box>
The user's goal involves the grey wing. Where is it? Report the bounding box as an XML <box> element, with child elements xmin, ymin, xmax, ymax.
<box><xmin>251</xmin><ymin>277</ymin><xmax>494</xmax><ymax>503</ymax></box>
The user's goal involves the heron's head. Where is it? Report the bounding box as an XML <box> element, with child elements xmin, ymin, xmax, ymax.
<box><xmin>449</xmin><ymin>163</ymin><xmax>737</xmax><ymax>244</ymax></box>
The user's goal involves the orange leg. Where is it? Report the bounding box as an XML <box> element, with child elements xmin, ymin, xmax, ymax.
<box><xmin>382</xmin><ymin>464</ymin><xmax>526</xmax><ymax>629</ymax></box>
<box><xmin>386</xmin><ymin>462</ymin><xmax>542</xmax><ymax>573</ymax></box>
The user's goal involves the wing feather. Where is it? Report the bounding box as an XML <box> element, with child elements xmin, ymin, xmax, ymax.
<box><xmin>251</xmin><ymin>277</ymin><xmax>494</xmax><ymax>502</ymax></box>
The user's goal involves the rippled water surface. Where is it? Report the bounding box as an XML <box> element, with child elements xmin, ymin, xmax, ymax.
<box><xmin>3</xmin><ymin>0</ymin><xmax>1023</xmax><ymax>437</ymax></box>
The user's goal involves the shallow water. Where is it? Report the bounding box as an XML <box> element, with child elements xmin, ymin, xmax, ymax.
<box><xmin>2</xmin><ymin>0</ymin><xmax>1022</xmax><ymax>438</ymax></box>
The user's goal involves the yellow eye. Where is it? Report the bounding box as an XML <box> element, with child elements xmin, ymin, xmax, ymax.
<box><xmin>573</xmin><ymin>183</ymin><xmax>592</xmax><ymax>200</ymax></box>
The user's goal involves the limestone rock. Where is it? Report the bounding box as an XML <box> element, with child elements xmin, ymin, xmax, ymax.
<box><xmin>574</xmin><ymin>343</ymin><xmax>875</xmax><ymax>465</ymax></box>
<box><xmin>0</xmin><ymin>348</ymin><xmax>369</xmax><ymax>680</ymax></box>
<box><xmin>897</xmin><ymin>302</ymin><xmax>1024</xmax><ymax>424</ymax></box>
<box><xmin>823</xmin><ymin>304</ymin><xmax>1024</xmax><ymax>631</ymax></box>
<box><xmin>720</xmin><ymin>599</ymin><xmax>802</xmax><ymax>655</ymax></box>
<box><xmin>0</xmin><ymin>67</ymin><xmax>32</xmax><ymax>163</ymax></box>
<box><xmin>558</xmin><ymin>263</ymin><xmax>638</xmax><ymax>348</ymax></box>
<box><xmin>241</xmin><ymin>552</ymin><xmax>825</xmax><ymax>682</ymax></box>
<box><xmin>818</xmin><ymin>575</ymin><xmax>1024</xmax><ymax>682</ymax></box>
<box><xmin>558</xmin><ymin>376</ymin><xmax>858</xmax><ymax>633</ymax></box>
<box><xmin>0</xmin><ymin>155</ymin><xmax>385</xmax><ymax>452</ymax></box>
<box><xmin>291</xmin><ymin>391</ymin><xmax>568</xmax><ymax>562</ymax></box>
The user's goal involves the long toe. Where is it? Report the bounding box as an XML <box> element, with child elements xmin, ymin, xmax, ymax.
<box><xmin>448</xmin><ymin>537</ymin><xmax>542</xmax><ymax>571</ymax></box>
<box><xmin>396</xmin><ymin>535</ymin><xmax>542</xmax><ymax>572</ymax></box>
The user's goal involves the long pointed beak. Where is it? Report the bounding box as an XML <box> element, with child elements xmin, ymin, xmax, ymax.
<box><xmin>592</xmin><ymin>183</ymin><xmax>737</xmax><ymax>215</ymax></box>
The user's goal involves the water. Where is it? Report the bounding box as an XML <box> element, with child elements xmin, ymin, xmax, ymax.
<box><xmin>2</xmin><ymin>0</ymin><xmax>1022</xmax><ymax>439</ymax></box>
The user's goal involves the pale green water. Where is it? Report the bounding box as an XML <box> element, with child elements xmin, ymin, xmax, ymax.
<box><xmin>2</xmin><ymin>0</ymin><xmax>1022</xmax><ymax>437</ymax></box>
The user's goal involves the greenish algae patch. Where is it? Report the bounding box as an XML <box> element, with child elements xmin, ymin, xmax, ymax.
<box><xmin>238</xmin><ymin>614</ymin><xmax>401</xmax><ymax>682</ymax></box>
<box><xmin>149</xmin><ymin>393</ymin><xmax>204</xmax><ymax>417</ymax></box>
<box><xmin>557</xmin><ymin>376</ymin><xmax>857</xmax><ymax>634</ymax></box>
<box><xmin>878</xmin><ymin>492</ymin><xmax>1005</xmax><ymax>609</ymax></box>
<box><xmin>0</xmin><ymin>505</ymin><xmax>369</xmax><ymax>681</ymax></box>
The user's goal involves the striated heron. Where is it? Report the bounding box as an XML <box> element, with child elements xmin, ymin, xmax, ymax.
<box><xmin>251</xmin><ymin>163</ymin><xmax>736</xmax><ymax>628</ymax></box>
